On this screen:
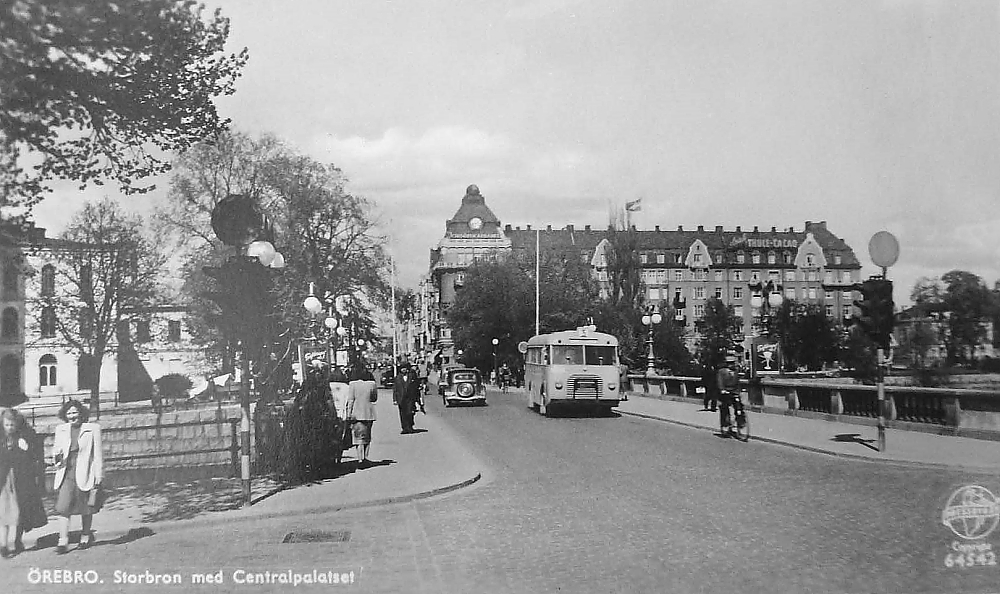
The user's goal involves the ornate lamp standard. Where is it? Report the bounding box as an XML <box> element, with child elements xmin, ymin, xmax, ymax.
<box><xmin>492</xmin><ymin>337</ymin><xmax>499</xmax><ymax>384</ymax></box>
<box><xmin>750</xmin><ymin>281</ymin><xmax>784</xmax><ymax>337</ymax></box>
<box><xmin>641</xmin><ymin>307</ymin><xmax>663</xmax><ymax>375</ymax></box>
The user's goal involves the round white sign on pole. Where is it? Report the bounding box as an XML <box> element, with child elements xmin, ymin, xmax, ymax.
<box><xmin>869</xmin><ymin>231</ymin><xmax>900</xmax><ymax>268</ymax></box>
<box><xmin>517</xmin><ymin>341</ymin><xmax>528</xmax><ymax>354</ymax></box>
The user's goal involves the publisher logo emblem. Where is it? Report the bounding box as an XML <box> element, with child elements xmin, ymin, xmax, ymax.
<box><xmin>942</xmin><ymin>485</ymin><xmax>1000</xmax><ymax>540</ymax></box>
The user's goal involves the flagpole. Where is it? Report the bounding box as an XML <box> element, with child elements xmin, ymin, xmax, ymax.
<box><xmin>535</xmin><ymin>228</ymin><xmax>540</xmax><ymax>336</ymax></box>
<box><xmin>390</xmin><ymin>223</ymin><xmax>399</xmax><ymax>376</ymax></box>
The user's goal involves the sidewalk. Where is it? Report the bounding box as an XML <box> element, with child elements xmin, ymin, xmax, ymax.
<box><xmin>68</xmin><ymin>390</ymin><xmax>483</xmax><ymax>541</ymax></box>
<box><xmin>618</xmin><ymin>393</ymin><xmax>1000</xmax><ymax>472</ymax></box>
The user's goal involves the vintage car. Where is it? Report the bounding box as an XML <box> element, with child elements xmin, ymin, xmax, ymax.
<box><xmin>439</xmin><ymin>367</ymin><xmax>487</xmax><ymax>407</ymax></box>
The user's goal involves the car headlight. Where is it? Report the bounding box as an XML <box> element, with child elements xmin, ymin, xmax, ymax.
<box><xmin>554</xmin><ymin>381</ymin><xmax>563</xmax><ymax>390</ymax></box>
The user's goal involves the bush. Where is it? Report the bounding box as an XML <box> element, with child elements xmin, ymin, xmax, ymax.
<box><xmin>155</xmin><ymin>373</ymin><xmax>194</xmax><ymax>402</ymax></box>
<box><xmin>978</xmin><ymin>357</ymin><xmax>1000</xmax><ymax>373</ymax></box>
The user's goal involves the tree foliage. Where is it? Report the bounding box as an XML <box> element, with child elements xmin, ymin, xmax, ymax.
<box><xmin>604</xmin><ymin>227</ymin><xmax>642</xmax><ymax>309</ymax></box>
<box><xmin>0</xmin><ymin>0</ymin><xmax>248</xmax><ymax>205</ymax></box>
<box><xmin>694</xmin><ymin>298</ymin><xmax>742</xmax><ymax>372</ymax></box>
<box><xmin>156</xmin><ymin>130</ymin><xmax>389</xmax><ymax>377</ymax></box>
<box><xmin>940</xmin><ymin>270</ymin><xmax>995</xmax><ymax>364</ymax></box>
<box><xmin>770</xmin><ymin>301</ymin><xmax>840</xmax><ymax>371</ymax></box>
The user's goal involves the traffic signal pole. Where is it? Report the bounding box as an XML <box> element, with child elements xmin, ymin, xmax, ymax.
<box><xmin>240</xmin><ymin>345</ymin><xmax>252</xmax><ymax>506</ymax></box>
<box><xmin>877</xmin><ymin>347</ymin><xmax>886</xmax><ymax>452</ymax></box>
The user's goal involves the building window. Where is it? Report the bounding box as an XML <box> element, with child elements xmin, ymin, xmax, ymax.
<box><xmin>736</xmin><ymin>252</ymin><xmax>745</xmax><ymax>264</ymax></box>
<box><xmin>648</xmin><ymin>288</ymin><xmax>659</xmax><ymax>301</ymax></box>
<box><xmin>786</xmin><ymin>288</ymin><xmax>796</xmax><ymax>300</ymax></box>
<box><xmin>808</xmin><ymin>271</ymin><xmax>818</xmax><ymax>282</ymax></box>
<box><xmin>734</xmin><ymin>305</ymin><xmax>743</xmax><ymax>318</ymax></box>
<box><xmin>1</xmin><ymin>355</ymin><xmax>19</xmax><ymax>397</ymax></box>
<box><xmin>455</xmin><ymin>273</ymin><xmax>465</xmax><ymax>286</ymax></box>
<box><xmin>581</xmin><ymin>251</ymin><xmax>589</xmax><ymax>263</ymax></box>
<box><xmin>136</xmin><ymin>320</ymin><xmax>151</xmax><ymax>343</ymax></box>
<box><xmin>694</xmin><ymin>304</ymin><xmax>705</xmax><ymax>318</ymax></box>
<box><xmin>768</xmin><ymin>270</ymin><xmax>780</xmax><ymax>282</ymax></box>
<box><xmin>80</xmin><ymin>264</ymin><xmax>92</xmax><ymax>298</ymax></box>
<box><xmin>825</xmin><ymin>291</ymin><xmax>834</xmax><ymax>301</ymax></box>
<box><xmin>674</xmin><ymin>253</ymin><xmax>682</xmax><ymax>264</ymax></box>
<box><xmin>714</xmin><ymin>270</ymin><xmax>723</xmax><ymax>281</ymax></box>
<box><xmin>39</xmin><ymin>354</ymin><xmax>56</xmax><ymax>387</ymax></box>
<box><xmin>733</xmin><ymin>287</ymin><xmax>744</xmax><ymax>300</ymax></box>
<box><xmin>767</xmin><ymin>251</ymin><xmax>776</xmax><ymax>264</ymax></box>
<box><xmin>785</xmin><ymin>270</ymin><xmax>795</xmax><ymax>282</ymax></box>
<box><xmin>825</xmin><ymin>305</ymin><xmax>834</xmax><ymax>317</ymax></box>
<box><xmin>1</xmin><ymin>307</ymin><xmax>17</xmax><ymax>340</ymax></box>
<box><xmin>656</xmin><ymin>253</ymin><xmax>665</xmax><ymax>264</ymax></box>
<box><xmin>824</xmin><ymin>271</ymin><xmax>833</xmax><ymax>284</ymax></box>
<box><xmin>808</xmin><ymin>288</ymin><xmax>817</xmax><ymax>300</ymax></box>
<box><xmin>640</xmin><ymin>253</ymin><xmax>648</xmax><ymax>264</ymax></box>
<box><xmin>41</xmin><ymin>264</ymin><xmax>55</xmax><ymax>297</ymax></box>
<box><xmin>693</xmin><ymin>253</ymin><xmax>702</xmax><ymax>265</ymax></box>
<box><xmin>842</xmin><ymin>306</ymin><xmax>852</xmax><ymax>319</ymax></box>
<box><xmin>40</xmin><ymin>307</ymin><xmax>56</xmax><ymax>338</ymax></box>
<box><xmin>842</xmin><ymin>290</ymin><xmax>852</xmax><ymax>300</ymax></box>
<box><xmin>783</xmin><ymin>252</ymin><xmax>792</xmax><ymax>264</ymax></box>
<box><xmin>752</xmin><ymin>252</ymin><xmax>761</xmax><ymax>264</ymax></box>
<box><xmin>750</xmin><ymin>270</ymin><xmax>761</xmax><ymax>282</ymax></box>
<box><xmin>834</xmin><ymin>255</ymin><xmax>843</xmax><ymax>265</ymax></box>
<box><xmin>2</xmin><ymin>263</ymin><xmax>17</xmax><ymax>300</ymax></box>
<box><xmin>733</xmin><ymin>270</ymin><xmax>743</xmax><ymax>282</ymax></box>
<box><xmin>695</xmin><ymin>269</ymin><xmax>707</xmax><ymax>281</ymax></box>
<box><xmin>694</xmin><ymin>287</ymin><xmax>705</xmax><ymax>300</ymax></box>
<box><xmin>806</xmin><ymin>254</ymin><xmax>816</xmax><ymax>267</ymax></box>
<box><xmin>674</xmin><ymin>270</ymin><xmax>684</xmax><ymax>281</ymax></box>
<box><xmin>714</xmin><ymin>287</ymin><xmax>723</xmax><ymax>299</ymax></box>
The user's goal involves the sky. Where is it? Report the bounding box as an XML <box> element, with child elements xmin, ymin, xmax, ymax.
<box><xmin>32</xmin><ymin>0</ymin><xmax>1000</xmax><ymax>304</ymax></box>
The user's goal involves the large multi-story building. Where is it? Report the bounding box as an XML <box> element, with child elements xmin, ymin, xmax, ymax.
<box><xmin>421</xmin><ymin>185</ymin><xmax>863</xmax><ymax>359</ymax></box>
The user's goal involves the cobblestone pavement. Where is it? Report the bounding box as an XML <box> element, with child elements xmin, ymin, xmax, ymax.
<box><xmin>4</xmin><ymin>389</ymin><xmax>1000</xmax><ymax>593</ymax></box>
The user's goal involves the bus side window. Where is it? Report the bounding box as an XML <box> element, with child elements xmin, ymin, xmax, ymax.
<box><xmin>543</xmin><ymin>349</ymin><xmax>550</xmax><ymax>365</ymax></box>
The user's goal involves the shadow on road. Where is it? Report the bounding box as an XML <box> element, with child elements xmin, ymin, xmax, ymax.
<box><xmin>832</xmin><ymin>433</ymin><xmax>880</xmax><ymax>452</ymax></box>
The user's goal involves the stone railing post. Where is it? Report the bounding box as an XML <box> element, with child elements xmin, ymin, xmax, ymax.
<box><xmin>787</xmin><ymin>386</ymin><xmax>799</xmax><ymax>410</ymax></box>
<box><xmin>831</xmin><ymin>389</ymin><xmax>844</xmax><ymax>415</ymax></box>
<box><xmin>883</xmin><ymin>393</ymin><xmax>897</xmax><ymax>421</ymax></box>
<box><xmin>679</xmin><ymin>380</ymin><xmax>687</xmax><ymax>398</ymax></box>
<box><xmin>942</xmin><ymin>396</ymin><xmax>961</xmax><ymax>427</ymax></box>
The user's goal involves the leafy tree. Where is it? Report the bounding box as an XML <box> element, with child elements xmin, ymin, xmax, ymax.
<box><xmin>28</xmin><ymin>198</ymin><xmax>164</xmax><ymax>416</ymax></box>
<box><xmin>694</xmin><ymin>298</ymin><xmax>742</xmax><ymax>374</ymax></box>
<box><xmin>156</xmin><ymin>131</ymin><xmax>389</xmax><ymax>382</ymax></box>
<box><xmin>840</xmin><ymin>326</ymin><xmax>878</xmax><ymax>384</ymax></box>
<box><xmin>604</xmin><ymin>227</ymin><xmax>642</xmax><ymax>309</ymax></box>
<box><xmin>940</xmin><ymin>270</ymin><xmax>994</xmax><ymax>364</ymax></box>
<box><xmin>1</xmin><ymin>0</ymin><xmax>248</xmax><ymax>205</ymax></box>
<box><xmin>770</xmin><ymin>301</ymin><xmax>839</xmax><ymax>371</ymax></box>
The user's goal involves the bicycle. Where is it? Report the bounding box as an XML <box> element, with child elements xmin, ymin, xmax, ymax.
<box><xmin>719</xmin><ymin>389</ymin><xmax>750</xmax><ymax>442</ymax></box>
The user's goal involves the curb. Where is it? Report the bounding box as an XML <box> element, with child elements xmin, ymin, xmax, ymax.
<box><xmin>617</xmin><ymin>410</ymin><xmax>1000</xmax><ymax>474</ymax></box>
<box><xmin>96</xmin><ymin>471</ymin><xmax>483</xmax><ymax>538</ymax></box>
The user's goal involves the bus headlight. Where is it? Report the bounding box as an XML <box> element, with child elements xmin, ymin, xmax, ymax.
<box><xmin>608</xmin><ymin>383</ymin><xmax>617</xmax><ymax>391</ymax></box>
<box><xmin>554</xmin><ymin>381</ymin><xmax>563</xmax><ymax>390</ymax></box>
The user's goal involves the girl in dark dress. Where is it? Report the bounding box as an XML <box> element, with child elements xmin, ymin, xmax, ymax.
<box><xmin>0</xmin><ymin>409</ymin><xmax>45</xmax><ymax>558</ymax></box>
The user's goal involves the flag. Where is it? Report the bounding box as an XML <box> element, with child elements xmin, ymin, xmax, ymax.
<box><xmin>625</xmin><ymin>198</ymin><xmax>642</xmax><ymax>212</ymax></box>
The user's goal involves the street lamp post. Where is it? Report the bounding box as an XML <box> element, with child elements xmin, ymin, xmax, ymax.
<box><xmin>641</xmin><ymin>308</ymin><xmax>663</xmax><ymax>375</ymax></box>
<box><xmin>492</xmin><ymin>338</ymin><xmax>499</xmax><ymax>384</ymax></box>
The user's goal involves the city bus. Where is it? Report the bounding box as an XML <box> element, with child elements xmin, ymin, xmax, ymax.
<box><xmin>522</xmin><ymin>326</ymin><xmax>621</xmax><ymax>416</ymax></box>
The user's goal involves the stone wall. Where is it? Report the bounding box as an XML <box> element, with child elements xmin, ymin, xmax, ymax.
<box><xmin>38</xmin><ymin>404</ymin><xmax>242</xmax><ymax>487</ymax></box>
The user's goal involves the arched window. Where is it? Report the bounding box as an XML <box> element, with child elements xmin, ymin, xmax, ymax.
<box><xmin>1</xmin><ymin>355</ymin><xmax>20</xmax><ymax>396</ymax></box>
<box><xmin>1</xmin><ymin>307</ymin><xmax>17</xmax><ymax>340</ymax></box>
<box><xmin>2</xmin><ymin>261</ymin><xmax>18</xmax><ymax>300</ymax></box>
<box><xmin>39</xmin><ymin>354</ymin><xmax>56</xmax><ymax>387</ymax></box>
<box><xmin>41</xmin><ymin>264</ymin><xmax>56</xmax><ymax>296</ymax></box>
<box><xmin>783</xmin><ymin>252</ymin><xmax>792</xmax><ymax>264</ymax></box>
<box><xmin>40</xmin><ymin>306</ymin><xmax>57</xmax><ymax>338</ymax></box>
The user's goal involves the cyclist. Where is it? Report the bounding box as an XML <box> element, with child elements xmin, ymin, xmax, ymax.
<box><xmin>717</xmin><ymin>354</ymin><xmax>745</xmax><ymax>437</ymax></box>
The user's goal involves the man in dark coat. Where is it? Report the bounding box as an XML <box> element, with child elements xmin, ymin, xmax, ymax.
<box><xmin>393</xmin><ymin>363</ymin><xmax>420</xmax><ymax>434</ymax></box>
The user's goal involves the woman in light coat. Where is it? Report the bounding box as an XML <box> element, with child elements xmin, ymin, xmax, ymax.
<box><xmin>348</xmin><ymin>366</ymin><xmax>378</xmax><ymax>468</ymax></box>
<box><xmin>51</xmin><ymin>400</ymin><xmax>103</xmax><ymax>554</ymax></box>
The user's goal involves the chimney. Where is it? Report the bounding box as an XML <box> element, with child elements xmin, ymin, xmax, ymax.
<box><xmin>805</xmin><ymin>220</ymin><xmax>812</xmax><ymax>229</ymax></box>
<box><xmin>715</xmin><ymin>226</ymin><xmax>723</xmax><ymax>233</ymax></box>
<box><xmin>771</xmin><ymin>226</ymin><xmax>776</xmax><ymax>232</ymax></box>
<box><xmin>585</xmin><ymin>225</ymin><xmax>591</xmax><ymax>231</ymax></box>
<box><xmin>504</xmin><ymin>224</ymin><xmax>512</xmax><ymax>232</ymax></box>
<box><xmin>817</xmin><ymin>220</ymin><xmax>827</xmax><ymax>230</ymax></box>
<box><xmin>655</xmin><ymin>225</ymin><xmax>661</xmax><ymax>232</ymax></box>
<box><xmin>736</xmin><ymin>226</ymin><xmax>741</xmax><ymax>232</ymax></box>
<box><xmin>753</xmin><ymin>226</ymin><xmax>759</xmax><ymax>232</ymax></box>
<box><xmin>677</xmin><ymin>225</ymin><xmax>683</xmax><ymax>231</ymax></box>
<box><xmin>697</xmin><ymin>225</ymin><xmax>704</xmax><ymax>232</ymax></box>
<box><xmin>566</xmin><ymin>224</ymin><xmax>574</xmax><ymax>232</ymax></box>
<box><xmin>546</xmin><ymin>224</ymin><xmax>552</xmax><ymax>231</ymax></box>
<box><xmin>526</xmin><ymin>225</ymin><xmax>532</xmax><ymax>231</ymax></box>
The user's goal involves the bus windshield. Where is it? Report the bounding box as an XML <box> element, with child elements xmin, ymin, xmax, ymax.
<box><xmin>552</xmin><ymin>345</ymin><xmax>584</xmax><ymax>365</ymax></box>
<box><xmin>550</xmin><ymin>345</ymin><xmax>617</xmax><ymax>366</ymax></box>
<box><xmin>585</xmin><ymin>345</ymin><xmax>617</xmax><ymax>366</ymax></box>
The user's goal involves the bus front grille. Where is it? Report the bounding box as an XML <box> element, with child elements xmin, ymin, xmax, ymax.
<box><xmin>569</xmin><ymin>375</ymin><xmax>602</xmax><ymax>397</ymax></box>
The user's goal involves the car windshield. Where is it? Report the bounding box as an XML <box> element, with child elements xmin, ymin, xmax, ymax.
<box><xmin>451</xmin><ymin>371</ymin><xmax>478</xmax><ymax>382</ymax></box>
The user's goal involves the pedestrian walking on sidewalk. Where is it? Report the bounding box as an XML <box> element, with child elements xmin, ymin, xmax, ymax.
<box><xmin>0</xmin><ymin>409</ymin><xmax>45</xmax><ymax>558</ymax></box>
<box><xmin>51</xmin><ymin>400</ymin><xmax>104</xmax><ymax>555</ymax></box>
<box><xmin>701</xmin><ymin>365</ymin><xmax>718</xmax><ymax>411</ymax></box>
<box><xmin>329</xmin><ymin>366</ymin><xmax>352</xmax><ymax>462</ymax></box>
<box><xmin>393</xmin><ymin>362</ymin><xmax>419</xmax><ymax>434</ymax></box>
<box><xmin>348</xmin><ymin>365</ymin><xmax>378</xmax><ymax>467</ymax></box>
<box><xmin>283</xmin><ymin>362</ymin><xmax>339</xmax><ymax>484</ymax></box>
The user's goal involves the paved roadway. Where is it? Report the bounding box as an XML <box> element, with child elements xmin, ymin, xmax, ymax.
<box><xmin>6</xmin><ymin>388</ymin><xmax>1000</xmax><ymax>593</ymax></box>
